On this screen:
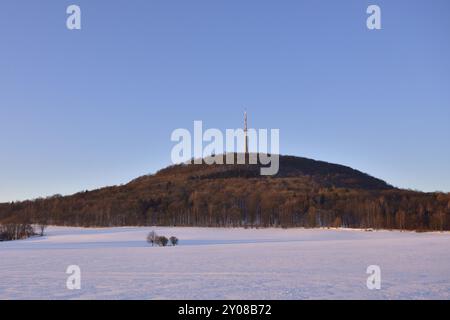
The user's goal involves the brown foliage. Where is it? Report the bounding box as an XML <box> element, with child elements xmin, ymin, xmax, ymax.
<box><xmin>0</xmin><ymin>155</ymin><xmax>448</xmax><ymax>231</ymax></box>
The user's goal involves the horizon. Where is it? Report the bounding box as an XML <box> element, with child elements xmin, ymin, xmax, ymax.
<box><xmin>1</xmin><ymin>0</ymin><xmax>450</xmax><ymax>202</ymax></box>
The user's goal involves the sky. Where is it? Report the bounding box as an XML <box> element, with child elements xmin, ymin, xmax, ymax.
<box><xmin>1</xmin><ymin>0</ymin><xmax>449</xmax><ymax>202</ymax></box>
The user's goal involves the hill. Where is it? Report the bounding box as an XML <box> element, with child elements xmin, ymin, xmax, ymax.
<box><xmin>144</xmin><ymin>154</ymin><xmax>392</xmax><ymax>190</ymax></box>
<box><xmin>0</xmin><ymin>154</ymin><xmax>449</xmax><ymax>230</ymax></box>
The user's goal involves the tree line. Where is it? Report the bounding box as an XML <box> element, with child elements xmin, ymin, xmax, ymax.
<box><xmin>1</xmin><ymin>175</ymin><xmax>448</xmax><ymax>231</ymax></box>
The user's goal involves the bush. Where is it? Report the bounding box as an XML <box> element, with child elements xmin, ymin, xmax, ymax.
<box><xmin>147</xmin><ymin>232</ymin><xmax>178</xmax><ymax>247</ymax></box>
<box><xmin>156</xmin><ymin>236</ymin><xmax>169</xmax><ymax>247</ymax></box>
<box><xmin>0</xmin><ymin>223</ymin><xmax>36</xmax><ymax>241</ymax></box>
<box><xmin>169</xmin><ymin>236</ymin><xmax>179</xmax><ymax>246</ymax></box>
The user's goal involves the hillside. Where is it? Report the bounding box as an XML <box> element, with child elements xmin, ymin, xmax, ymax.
<box><xmin>0</xmin><ymin>154</ymin><xmax>449</xmax><ymax>230</ymax></box>
<box><xmin>144</xmin><ymin>154</ymin><xmax>392</xmax><ymax>190</ymax></box>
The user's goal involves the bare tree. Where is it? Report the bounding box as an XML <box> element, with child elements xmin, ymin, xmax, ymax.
<box><xmin>147</xmin><ymin>231</ymin><xmax>158</xmax><ymax>246</ymax></box>
<box><xmin>0</xmin><ymin>223</ymin><xmax>35</xmax><ymax>241</ymax></box>
<box><xmin>38</xmin><ymin>222</ymin><xmax>48</xmax><ymax>236</ymax></box>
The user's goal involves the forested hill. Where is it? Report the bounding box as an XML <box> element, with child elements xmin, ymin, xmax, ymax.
<box><xmin>140</xmin><ymin>154</ymin><xmax>392</xmax><ymax>190</ymax></box>
<box><xmin>1</xmin><ymin>154</ymin><xmax>449</xmax><ymax>230</ymax></box>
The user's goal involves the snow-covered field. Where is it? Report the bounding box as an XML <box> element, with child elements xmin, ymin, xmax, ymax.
<box><xmin>0</xmin><ymin>227</ymin><xmax>449</xmax><ymax>300</ymax></box>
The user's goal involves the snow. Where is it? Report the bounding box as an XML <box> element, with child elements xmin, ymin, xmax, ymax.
<box><xmin>0</xmin><ymin>227</ymin><xmax>449</xmax><ymax>300</ymax></box>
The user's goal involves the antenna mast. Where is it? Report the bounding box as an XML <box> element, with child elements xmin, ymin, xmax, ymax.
<box><xmin>244</xmin><ymin>110</ymin><xmax>249</xmax><ymax>155</ymax></box>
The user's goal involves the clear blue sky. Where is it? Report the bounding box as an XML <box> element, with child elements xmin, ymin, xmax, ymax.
<box><xmin>1</xmin><ymin>0</ymin><xmax>449</xmax><ymax>202</ymax></box>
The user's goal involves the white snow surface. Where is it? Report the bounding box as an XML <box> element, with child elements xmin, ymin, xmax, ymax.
<box><xmin>0</xmin><ymin>226</ymin><xmax>449</xmax><ymax>300</ymax></box>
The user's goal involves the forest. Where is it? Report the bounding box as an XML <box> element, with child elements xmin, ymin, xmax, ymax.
<box><xmin>1</xmin><ymin>155</ymin><xmax>449</xmax><ymax>231</ymax></box>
